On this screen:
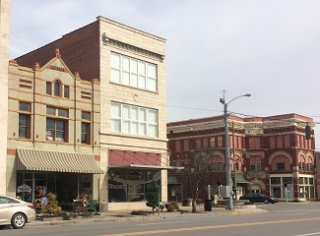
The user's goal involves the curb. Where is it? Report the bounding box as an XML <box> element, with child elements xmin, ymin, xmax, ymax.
<box><xmin>27</xmin><ymin>208</ymin><xmax>266</xmax><ymax>227</ymax></box>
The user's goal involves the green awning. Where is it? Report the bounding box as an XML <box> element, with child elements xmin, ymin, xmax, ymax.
<box><xmin>235</xmin><ymin>174</ymin><xmax>249</xmax><ymax>184</ymax></box>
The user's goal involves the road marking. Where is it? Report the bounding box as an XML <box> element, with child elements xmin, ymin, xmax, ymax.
<box><xmin>137</xmin><ymin>221</ymin><xmax>185</xmax><ymax>226</ymax></box>
<box><xmin>296</xmin><ymin>233</ymin><xmax>320</xmax><ymax>236</ymax></box>
<box><xmin>99</xmin><ymin>217</ymin><xmax>320</xmax><ymax>236</ymax></box>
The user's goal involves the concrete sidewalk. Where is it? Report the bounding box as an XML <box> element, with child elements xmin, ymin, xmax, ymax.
<box><xmin>28</xmin><ymin>205</ymin><xmax>266</xmax><ymax>227</ymax></box>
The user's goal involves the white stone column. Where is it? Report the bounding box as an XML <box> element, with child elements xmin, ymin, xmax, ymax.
<box><xmin>0</xmin><ymin>0</ymin><xmax>10</xmax><ymax>195</ymax></box>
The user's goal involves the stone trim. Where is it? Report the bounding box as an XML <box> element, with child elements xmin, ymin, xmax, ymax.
<box><xmin>102</xmin><ymin>33</ymin><xmax>165</xmax><ymax>62</ymax></box>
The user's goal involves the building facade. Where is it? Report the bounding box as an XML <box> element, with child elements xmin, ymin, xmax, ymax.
<box><xmin>7</xmin><ymin>50</ymin><xmax>103</xmax><ymax>211</ymax></box>
<box><xmin>13</xmin><ymin>16</ymin><xmax>168</xmax><ymax>211</ymax></box>
<box><xmin>167</xmin><ymin>114</ymin><xmax>315</xmax><ymax>202</ymax></box>
<box><xmin>0</xmin><ymin>0</ymin><xmax>10</xmax><ymax>195</ymax></box>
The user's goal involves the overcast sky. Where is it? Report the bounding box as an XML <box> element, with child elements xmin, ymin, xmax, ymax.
<box><xmin>9</xmin><ymin>0</ymin><xmax>320</xmax><ymax>148</ymax></box>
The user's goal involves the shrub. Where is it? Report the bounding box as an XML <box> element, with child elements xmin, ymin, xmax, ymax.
<box><xmin>44</xmin><ymin>193</ymin><xmax>61</xmax><ymax>216</ymax></box>
<box><xmin>165</xmin><ymin>202</ymin><xmax>179</xmax><ymax>212</ymax></box>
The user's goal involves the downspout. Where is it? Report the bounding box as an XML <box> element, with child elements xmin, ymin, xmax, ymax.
<box><xmin>74</xmin><ymin>72</ymin><xmax>78</xmax><ymax>152</ymax></box>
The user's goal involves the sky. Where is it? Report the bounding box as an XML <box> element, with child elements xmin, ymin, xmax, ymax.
<box><xmin>9</xmin><ymin>0</ymin><xmax>320</xmax><ymax>148</ymax></box>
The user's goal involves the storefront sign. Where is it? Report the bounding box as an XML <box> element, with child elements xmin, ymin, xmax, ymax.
<box><xmin>17</xmin><ymin>184</ymin><xmax>32</xmax><ymax>193</ymax></box>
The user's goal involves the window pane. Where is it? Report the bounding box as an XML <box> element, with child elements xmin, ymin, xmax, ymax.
<box><xmin>123</xmin><ymin>121</ymin><xmax>130</xmax><ymax>133</ymax></box>
<box><xmin>46</xmin><ymin>82</ymin><xmax>52</xmax><ymax>95</ymax></box>
<box><xmin>111</xmin><ymin>103</ymin><xmax>121</xmax><ymax>118</ymax></box>
<box><xmin>46</xmin><ymin>119</ymin><xmax>55</xmax><ymax>130</ymax></box>
<box><xmin>111</xmin><ymin>53</ymin><xmax>120</xmax><ymax>69</ymax></box>
<box><xmin>111</xmin><ymin>120</ymin><xmax>121</xmax><ymax>132</ymax></box>
<box><xmin>283</xmin><ymin>177</ymin><xmax>292</xmax><ymax>184</ymax></box>
<box><xmin>56</xmin><ymin>120</ymin><xmax>65</xmax><ymax>131</ymax></box>
<box><xmin>148</xmin><ymin>124</ymin><xmax>157</xmax><ymax>137</ymax></box>
<box><xmin>19</xmin><ymin>114</ymin><xmax>30</xmax><ymax>138</ymax></box>
<box><xmin>271</xmin><ymin>177</ymin><xmax>281</xmax><ymax>184</ymax></box>
<box><xmin>132</xmin><ymin>122</ymin><xmax>138</xmax><ymax>135</ymax></box>
<box><xmin>123</xmin><ymin>105</ymin><xmax>130</xmax><ymax>119</ymax></box>
<box><xmin>131</xmin><ymin>60</ymin><xmax>138</xmax><ymax>73</ymax></box>
<box><xmin>54</xmin><ymin>81</ymin><xmax>62</xmax><ymax>97</ymax></box>
<box><xmin>81</xmin><ymin>123</ymin><xmax>90</xmax><ymax>144</ymax></box>
<box><xmin>139</xmin><ymin>109</ymin><xmax>146</xmax><ymax>122</ymax></box>
<box><xmin>139</xmin><ymin>123</ymin><xmax>147</xmax><ymax>135</ymax></box>
<box><xmin>130</xmin><ymin>74</ymin><xmax>138</xmax><ymax>87</ymax></box>
<box><xmin>81</xmin><ymin>111</ymin><xmax>91</xmax><ymax>121</ymax></box>
<box><xmin>147</xmin><ymin>78</ymin><xmax>157</xmax><ymax>91</ymax></box>
<box><xmin>138</xmin><ymin>76</ymin><xmax>146</xmax><ymax>89</ymax></box>
<box><xmin>148</xmin><ymin>110</ymin><xmax>157</xmax><ymax>123</ymax></box>
<box><xmin>19</xmin><ymin>102</ymin><xmax>31</xmax><ymax>112</ymax></box>
<box><xmin>123</xmin><ymin>72</ymin><xmax>130</xmax><ymax>85</ymax></box>
<box><xmin>138</xmin><ymin>62</ymin><xmax>146</xmax><ymax>75</ymax></box>
<box><xmin>64</xmin><ymin>86</ymin><xmax>70</xmax><ymax>98</ymax></box>
<box><xmin>58</xmin><ymin>108</ymin><xmax>68</xmax><ymax>117</ymax></box>
<box><xmin>131</xmin><ymin>107</ymin><xmax>138</xmax><ymax>121</ymax></box>
<box><xmin>111</xmin><ymin>69</ymin><xmax>120</xmax><ymax>83</ymax></box>
<box><xmin>47</xmin><ymin>107</ymin><xmax>55</xmax><ymax>115</ymax></box>
<box><xmin>147</xmin><ymin>64</ymin><xmax>156</xmax><ymax>78</ymax></box>
<box><xmin>122</xmin><ymin>57</ymin><xmax>130</xmax><ymax>71</ymax></box>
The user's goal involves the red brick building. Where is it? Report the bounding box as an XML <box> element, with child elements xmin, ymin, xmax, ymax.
<box><xmin>167</xmin><ymin>114</ymin><xmax>315</xmax><ymax>202</ymax></box>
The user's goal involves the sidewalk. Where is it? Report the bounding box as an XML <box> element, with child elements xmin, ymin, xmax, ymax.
<box><xmin>28</xmin><ymin>205</ymin><xmax>267</xmax><ymax>227</ymax></box>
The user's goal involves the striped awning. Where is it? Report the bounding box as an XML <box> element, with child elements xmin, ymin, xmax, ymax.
<box><xmin>17</xmin><ymin>149</ymin><xmax>104</xmax><ymax>174</ymax></box>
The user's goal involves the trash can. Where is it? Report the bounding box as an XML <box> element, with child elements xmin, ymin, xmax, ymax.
<box><xmin>204</xmin><ymin>199</ymin><xmax>213</xmax><ymax>211</ymax></box>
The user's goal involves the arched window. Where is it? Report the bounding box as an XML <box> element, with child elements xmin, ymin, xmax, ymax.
<box><xmin>54</xmin><ymin>80</ymin><xmax>62</xmax><ymax>97</ymax></box>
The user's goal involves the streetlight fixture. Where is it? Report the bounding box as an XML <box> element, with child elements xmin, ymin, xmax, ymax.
<box><xmin>219</xmin><ymin>91</ymin><xmax>251</xmax><ymax>210</ymax></box>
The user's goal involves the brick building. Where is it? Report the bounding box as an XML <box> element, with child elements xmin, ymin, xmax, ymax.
<box><xmin>167</xmin><ymin>114</ymin><xmax>316</xmax><ymax>202</ymax></box>
<box><xmin>13</xmin><ymin>16</ymin><xmax>169</xmax><ymax>211</ymax></box>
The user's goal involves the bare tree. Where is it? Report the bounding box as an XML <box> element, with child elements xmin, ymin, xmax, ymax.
<box><xmin>182</xmin><ymin>149</ymin><xmax>213</xmax><ymax>213</ymax></box>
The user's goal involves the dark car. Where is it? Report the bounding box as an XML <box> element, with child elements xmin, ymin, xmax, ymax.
<box><xmin>239</xmin><ymin>193</ymin><xmax>278</xmax><ymax>204</ymax></box>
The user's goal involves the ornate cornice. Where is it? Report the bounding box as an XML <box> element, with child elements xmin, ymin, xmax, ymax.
<box><xmin>102</xmin><ymin>33</ymin><xmax>165</xmax><ymax>62</ymax></box>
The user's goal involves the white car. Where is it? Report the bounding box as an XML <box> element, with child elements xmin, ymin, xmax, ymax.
<box><xmin>0</xmin><ymin>195</ymin><xmax>36</xmax><ymax>229</ymax></box>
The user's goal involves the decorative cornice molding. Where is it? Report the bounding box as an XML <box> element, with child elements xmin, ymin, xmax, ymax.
<box><xmin>102</xmin><ymin>33</ymin><xmax>165</xmax><ymax>62</ymax></box>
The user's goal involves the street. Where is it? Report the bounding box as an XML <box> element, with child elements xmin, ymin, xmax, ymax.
<box><xmin>2</xmin><ymin>203</ymin><xmax>320</xmax><ymax>236</ymax></box>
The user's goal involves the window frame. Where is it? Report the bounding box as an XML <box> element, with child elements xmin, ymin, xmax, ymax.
<box><xmin>18</xmin><ymin>101</ymin><xmax>32</xmax><ymax>139</ymax></box>
<box><xmin>111</xmin><ymin>102</ymin><xmax>159</xmax><ymax>137</ymax></box>
<box><xmin>46</xmin><ymin>118</ymin><xmax>68</xmax><ymax>142</ymax></box>
<box><xmin>110</xmin><ymin>52</ymin><xmax>158</xmax><ymax>92</ymax></box>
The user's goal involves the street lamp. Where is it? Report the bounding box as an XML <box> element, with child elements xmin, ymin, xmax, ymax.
<box><xmin>219</xmin><ymin>91</ymin><xmax>251</xmax><ymax>210</ymax></box>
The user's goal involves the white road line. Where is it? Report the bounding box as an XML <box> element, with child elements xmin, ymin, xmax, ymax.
<box><xmin>137</xmin><ymin>221</ymin><xmax>185</xmax><ymax>226</ymax></box>
<box><xmin>296</xmin><ymin>232</ymin><xmax>320</xmax><ymax>236</ymax></box>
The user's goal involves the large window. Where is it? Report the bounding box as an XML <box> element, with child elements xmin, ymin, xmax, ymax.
<box><xmin>46</xmin><ymin>106</ymin><xmax>68</xmax><ymax>142</ymax></box>
<box><xmin>108</xmin><ymin>168</ymin><xmax>160</xmax><ymax>202</ymax></box>
<box><xmin>111</xmin><ymin>102</ymin><xmax>158</xmax><ymax>137</ymax></box>
<box><xmin>110</xmin><ymin>52</ymin><xmax>158</xmax><ymax>92</ymax></box>
<box><xmin>19</xmin><ymin>101</ymin><xmax>31</xmax><ymax>139</ymax></box>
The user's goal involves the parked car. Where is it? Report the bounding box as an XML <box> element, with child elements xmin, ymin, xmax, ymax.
<box><xmin>239</xmin><ymin>193</ymin><xmax>278</xmax><ymax>204</ymax></box>
<box><xmin>0</xmin><ymin>195</ymin><xmax>36</xmax><ymax>229</ymax></box>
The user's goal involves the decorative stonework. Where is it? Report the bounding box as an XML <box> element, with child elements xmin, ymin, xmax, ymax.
<box><xmin>245</xmin><ymin>123</ymin><xmax>264</xmax><ymax>135</ymax></box>
<box><xmin>247</xmin><ymin>171</ymin><xmax>267</xmax><ymax>180</ymax></box>
<box><xmin>102</xmin><ymin>33</ymin><xmax>164</xmax><ymax>62</ymax></box>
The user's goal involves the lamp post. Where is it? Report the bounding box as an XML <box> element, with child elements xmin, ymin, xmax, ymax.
<box><xmin>219</xmin><ymin>91</ymin><xmax>251</xmax><ymax>210</ymax></box>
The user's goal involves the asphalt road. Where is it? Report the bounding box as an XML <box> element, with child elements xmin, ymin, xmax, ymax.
<box><xmin>2</xmin><ymin>203</ymin><xmax>320</xmax><ymax>236</ymax></box>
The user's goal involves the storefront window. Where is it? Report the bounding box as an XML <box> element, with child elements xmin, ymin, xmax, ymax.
<box><xmin>108</xmin><ymin>168</ymin><xmax>160</xmax><ymax>203</ymax></box>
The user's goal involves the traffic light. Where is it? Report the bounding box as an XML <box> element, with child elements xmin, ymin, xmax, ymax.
<box><xmin>305</xmin><ymin>124</ymin><xmax>311</xmax><ymax>140</ymax></box>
